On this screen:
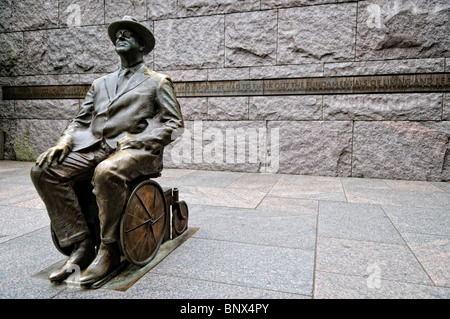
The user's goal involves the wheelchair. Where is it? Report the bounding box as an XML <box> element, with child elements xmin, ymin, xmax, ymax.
<box><xmin>50</xmin><ymin>173</ymin><xmax>189</xmax><ymax>267</ymax></box>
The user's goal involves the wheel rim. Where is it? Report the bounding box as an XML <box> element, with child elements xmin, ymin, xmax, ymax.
<box><xmin>172</xmin><ymin>201</ymin><xmax>189</xmax><ymax>238</ymax></box>
<box><xmin>120</xmin><ymin>180</ymin><xmax>167</xmax><ymax>266</ymax></box>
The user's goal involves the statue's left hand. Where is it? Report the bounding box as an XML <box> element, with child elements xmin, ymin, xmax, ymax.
<box><xmin>118</xmin><ymin>134</ymin><xmax>144</xmax><ymax>150</ymax></box>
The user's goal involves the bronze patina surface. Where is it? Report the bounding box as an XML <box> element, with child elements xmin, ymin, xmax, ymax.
<box><xmin>28</xmin><ymin>16</ymin><xmax>185</xmax><ymax>288</ymax></box>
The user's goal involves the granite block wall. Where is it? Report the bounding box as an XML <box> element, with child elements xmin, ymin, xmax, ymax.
<box><xmin>0</xmin><ymin>0</ymin><xmax>449</xmax><ymax>181</ymax></box>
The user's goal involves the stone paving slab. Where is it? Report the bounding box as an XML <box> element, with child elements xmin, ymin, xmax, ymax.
<box><xmin>341</xmin><ymin>177</ymin><xmax>450</xmax><ymax>208</ymax></box>
<box><xmin>148</xmin><ymin>237</ymin><xmax>316</xmax><ymax>296</ymax></box>
<box><xmin>382</xmin><ymin>205</ymin><xmax>449</xmax><ymax>237</ymax></box>
<box><xmin>0</xmin><ymin>160</ymin><xmax>449</xmax><ymax>300</ymax></box>
<box><xmin>316</xmin><ymin>237</ymin><xmax>434</xmax><ymax>285</ymax></box>
<box><xmin>314</xmin><ymin>271</ymin><xmax>449</xmax><ymax>299</ymax></box>
<box><xmin>190</xmin><ymin>205</ymin><xmax>317</xmax><ymax>251</ymax></box>
<box><xmin>0</xmin><ymin>227</ymin><xmax>66</xmax><ymax>299</ymax></box>
<box><xmin>318</xmin><ymin>201</ymin><xmax>404</xmax><ymax>244</ymax></box>
<box><xmin>269</xmin><ymin>174</ymin><xmax>348</xmax><ymax>202</ymax></box>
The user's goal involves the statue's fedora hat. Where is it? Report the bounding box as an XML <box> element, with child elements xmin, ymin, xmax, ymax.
<box><xmin>108</xmin><ymin>16</ymin><xmax>155</xmax><ymax>54</ymax></box>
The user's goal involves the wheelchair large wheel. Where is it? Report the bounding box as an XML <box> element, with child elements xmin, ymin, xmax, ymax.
<box><xmin>120</xmin><ymin>179</ymin><xmax>168</xmax><ymax>266</ymax></box>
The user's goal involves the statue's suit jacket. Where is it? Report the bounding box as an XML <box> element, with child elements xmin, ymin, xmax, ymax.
<box><xmin>63</xmin><ymin>64</ymin><xmax>184</xmax><ymax>169</ymax></box>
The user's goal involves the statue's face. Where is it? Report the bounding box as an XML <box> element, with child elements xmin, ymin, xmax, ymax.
<box><xmin>115</xmin><ymin>29</ymin><xmax>143</xmax><ymax>55</ymax></box>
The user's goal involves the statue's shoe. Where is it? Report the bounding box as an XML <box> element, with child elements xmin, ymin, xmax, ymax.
<box><xmin>49</xmin><ymin>238</ymin><xmax>95</xmax><ymax>282</ymax></box>
<box><xmin>79</xmin><ymin>242</ymin><xmax>120</xmax><ymax>286</ymax></box>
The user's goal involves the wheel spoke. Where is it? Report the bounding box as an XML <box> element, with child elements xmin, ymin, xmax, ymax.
<box><xmin>136</xmin><ymin>231</ymin><xmax>149</xmax><ymax>261</ymax></box>
<box><xmin>135</xmin><ymin>192</ymin><xmax>153</xmax><ymax>220</ymax></box>
<box><xmin>127</xmin><ymin>228</ymin><xmax>146</xmax><ymax>255</ymax></box>
<box><xmin>148</xmin><ymin>223</ymin><xmax>158</xmax><ymax>245</ymax></box>
<box><xmin>125</xmin><ymin>218</ymin><xmax>152</xmax><ymax>233</ymax></box>
<box><xmin>151</xmin><ymin>212</ymin><xmax>165</xmax><ymax>225</ymax></box>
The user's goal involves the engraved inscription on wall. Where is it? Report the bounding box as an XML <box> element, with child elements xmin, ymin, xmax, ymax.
<box><xmin>2</xmin><ymin>85</ymin><xmax>91</xmax><ymax>100</ymax></box>
<box><xmin>261</xmin><ymin>73</ymin><xmax>450</xmax><ymax>95</ymax></box>
<box><xmin>2</xmin><ymin>73</ymin><xmax>449</xmax><ymax>100</ymax></box>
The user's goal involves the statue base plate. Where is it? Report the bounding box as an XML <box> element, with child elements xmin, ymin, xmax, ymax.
<box><xmin>33</xmin><ymin>227</ymin><xmax>199</xmax><ymax>291</ymax></box>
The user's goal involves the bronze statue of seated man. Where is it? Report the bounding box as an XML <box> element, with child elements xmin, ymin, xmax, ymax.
<box><xmin>30</xmin><ymin>16</ymin><xmax>184</xmax><ymax>286</ymax></box>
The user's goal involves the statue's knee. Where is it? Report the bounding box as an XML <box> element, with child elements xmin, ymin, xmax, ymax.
<box><xmin>93</xmin><ymin>161</ymin><xmax>122</xmax><ymax>188</ymax></box>
<box><xmin>30</xmin><ymin>164</ymin><xmax>43</xmax><ymax>184</ymax></box>
<box><xmin>94</xmin><ymin>160</ymin><xmax>111</xmax><ymax>178</ymax></box>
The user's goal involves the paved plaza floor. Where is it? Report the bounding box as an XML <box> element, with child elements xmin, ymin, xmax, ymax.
<box><xmin>0</xmin><ymin>160</ymin><xmax>448</xmax><ymax>299</ymax></box>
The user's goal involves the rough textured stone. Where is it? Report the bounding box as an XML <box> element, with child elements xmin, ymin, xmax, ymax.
<box><xmin>0</xmin><ymin>0</ymin><xmax>12</xmax><ymax>33</ymax></box>
<box><xmin>352</xmin><ymin>121</ymin><xmax>450</xmax><ymax>181</ymax></box>
<box><xmin>0</xmin><ymin>128</ymin><xmax>3</xmax><ymax>159</ymax></box>
<box><xmin>14</xmin><ymin>74</ymin><xmax>81</xmax><ymax>86</ymax></box>
<box><xmin>0</xmin><ymin>32</ymin><xmax>24</xmax><ymax>76</ymax></box>
<box><xmin>164</xmin><ymin>120</ymin><xmax>270</xmax><ymax>172</ymax></box>
<box><xmin>59</xmin><ymin>0</ymin><xmax>105</xmax><ymax>27</ymax></box>
<box><xmin>249</xmin><ymin>63</ymin><xmax>323</xmax><ymax>79</ymax></box>
<box><xmin>277</xmin><ymin>3</ymin><xmax>357</xmax><ymax>64</ymax></box>
<box><xmin>0</xmin><ymin>77</ymin><xmax>14</xmax><ymax>120</ymax></box>
<box><xmin>105</xmin><ymin>0</ymin><xmax>147</xmax><ymax>24</ymax></box>
<box><xmin>79</xmin><ymin>72</ymin><xmax>110</xmax><ymax>85</ymax></box>
<box><xmin>208</xmin><ymin>67</ymin><xmax>250</xmax><ymax>81</ymax></box>
<box><xmin>268</xmin><ymin>121</ymin><xmax>353</xmax><ymax>176</ymax></box>
<box><xmin>0</xmin><ymin>99</ymin><xmax>14</xmax><ymax>120</ymax></box>
<box><xmin>323</xmin><ymin>93</ymin><xmax>443</xmax><ymax>121</ymax></box>
<box><xmin>356</xmin><ymin>0</ymin><xmax>450</xmax><ymax>60</ymax></box>
<box><xmin>324</xmin><ymin>58</ymin><xmax>446</xmax><ymax>76</ymax></box>
<box><xmin>154</xmin><ymin>16</ymin><xmax>224</xmax><ymax>70</ymax></box>
<box><xmin>177</xmin><ymin>97</ymin><xmax>208</xmax><ymax>120</ymax></box>
<box><xmin>225</xmin><ymin>10</ymin><xmax>277</xmax><ymax>67</ymax></box>
<box><xmin>178</xmin><ymin>0</ymin><xmax>260</xmax><ymax>16</ymax></box>
<box><xmin>147</xmin><ymin>0</ymin><xmax>178</xmax><ymax>20</ymax></box>
<box><xmin>9</xmin><ymin>0</ymin><xmax>58</xmax><ymax>31</ymax></box>
<box><xmin>0</xmin><ymin>100</ymin><xmax>14</xmax><ymax>119</ymax></box>
<box><xmin>0</xmin><ymin>120</ymin><xmax>16</xmax><ymax>159</ymax></box>
<box><xmin>47</xmin><ymin>25</ymin><xmax>119</xmax><ymax>74</ymax></box>
<box><xmin>15</xmin><ymin>119</ymin><xmax>70</xmax><ymax>160</ymax></box>
<box><xmin>208</xmin><ymin>97</ymin><xmax>249</xmax><ymax>120</ymax></box>
<box><xmin>23</xmin><ymin>31</ymin><xmax>48</xmax><ymax>76</ymax></box>
<box><xmin>249</xmin><ymin>95</ymin><xmax>322</xmax><ymax>120</ymax></box>
<box><xmin>15</xmin><ymin>100</ymin><xmax>80</xmax><ymax>121</ymax></box>
<box><xmin>444</xmin><ymin>94</ymin><xmax>449</xmax><ymax>121</ymax></box>
<box><xmin>162</xmin><ymin>69</ymin><xmax>208</xmax><ymax>82</ymax></box>
<box><xmin>0</xmin><ymin>76</ymin><xmax>15</xmax><ymax>87</ymax></box>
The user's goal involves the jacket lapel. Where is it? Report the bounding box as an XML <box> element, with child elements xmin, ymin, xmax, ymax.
<box><xmin>108</xmin><ymin>65</ymin><xmax>150</xmax><ymax>106</ymax></box>
<box><xmin>120</xmin><ymin>65</ymin><xmax>150</xmax><ymax>95</ymax></box>
<box><xmin>103</xmin><ymin>70</ymin><xmax>120</xmax><ymax>102</ymax></box>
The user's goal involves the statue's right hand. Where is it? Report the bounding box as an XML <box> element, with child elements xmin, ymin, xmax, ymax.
<box><xmin>36</xmin><ymin>144</ymin><xmax>71</xmax><ymax>167</ymax></box>
<box><xmin>36</xmin><ymin>134</ymin><xmax>73</xmax><ymax>167</ymax></box>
